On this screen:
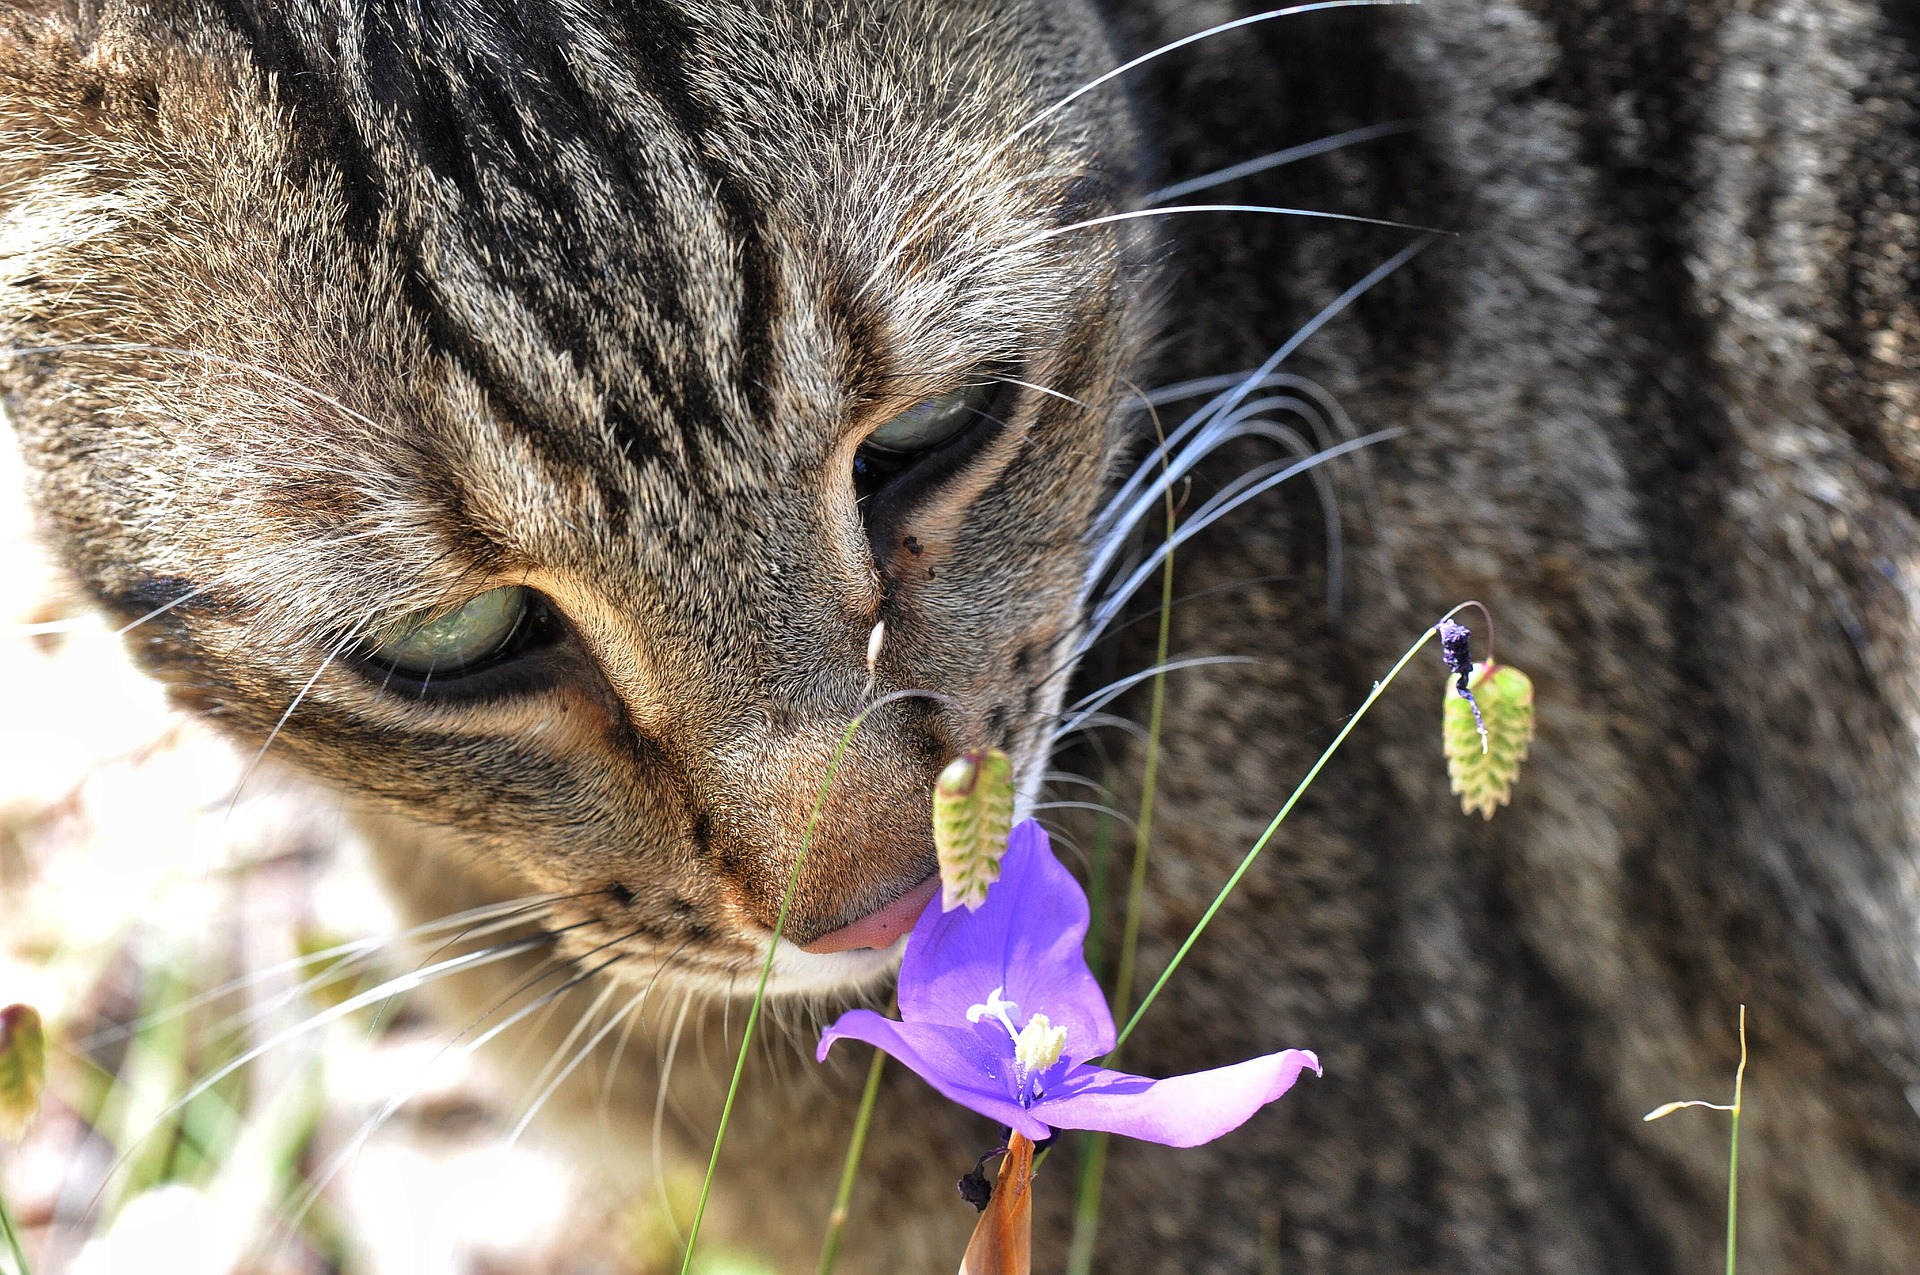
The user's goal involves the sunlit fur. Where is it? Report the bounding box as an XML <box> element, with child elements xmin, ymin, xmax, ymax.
<box><xmin>0</xmin><ymin>0</ymin><xmax>1150</xmax><ymax>970</ymax></box>
<box><xmin>7</xmin><ymin>0</ymin><xmax>1920</xmax><ymax>1272</ymax></box>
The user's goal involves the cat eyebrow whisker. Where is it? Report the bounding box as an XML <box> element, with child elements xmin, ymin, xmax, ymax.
<box><xmin>1142</xmin><ymin>119</ymin><xmax>1418</xmax><ymax>206</ymax></box>
<box><xmin>976</xmin><ymin>371</ymin><xmax>1090</xmax><ymax>408</ymax></box>
<box><xmin>113</xmin><ymin>583</ymin><xmax>216</xmax><ymax>637</ymax></box>
<box><xmin>885</xmin><ymin>0</ymin><xmax>1419</xmax><ymax>269</ymax></box>
<box><xmin>5</xmin><ymin>582</ymin><xmax>222</xmax><ymax>640</ymax></box>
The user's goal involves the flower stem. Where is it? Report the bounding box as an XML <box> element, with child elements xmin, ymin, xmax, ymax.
<box><xmin>680</xmin><ymin>696</ymin><xmax>921</xmax><ymax>1275</ymax></box>
<box><xmin>1115</xmin><ymin>606</ymin><xmax>1471</xmax><ymax>1050</ymax></box>
<box><xmin>960</xmin><ymin>1131</ymin><xmax>1034</xmax><ymax>1275</ymax></box>
<box><xmin>815</xmin><ymin>1046</ymin><xmax>888</xmax><ymax>1275</ymax></box>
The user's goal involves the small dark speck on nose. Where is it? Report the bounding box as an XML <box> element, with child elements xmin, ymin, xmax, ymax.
<box><xmin>985</xmin><ymin>705</ymin><xmax>1010</xmax><ymax>747</ymax></box>
<box><xmin>607</xmin><ymin>882</ymin><xmax>636</xmax><ymax>907</ymax></box>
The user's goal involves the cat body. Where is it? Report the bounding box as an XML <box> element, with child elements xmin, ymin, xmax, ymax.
<box><xmin>5</xmin><ymin>1</ymin><xmax>1920</xmax><ymax>1271</ymax></box>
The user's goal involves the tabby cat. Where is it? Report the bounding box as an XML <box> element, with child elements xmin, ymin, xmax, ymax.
<box><xmin>5</xmin><ymin>0</ymin><xmax>1920</xmax><ymax>1270</ymax></box>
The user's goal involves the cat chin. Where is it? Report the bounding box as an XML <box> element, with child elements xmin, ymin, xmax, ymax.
<box><xmin>766</xmin><ymin>936</ymin><xmax>907</xmax><ymax>997</ymax></box>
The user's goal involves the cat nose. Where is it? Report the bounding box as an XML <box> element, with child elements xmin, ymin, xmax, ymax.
<box><xmin>796</xmin><ymin>873</ymin><xmax>938</xmax><ymax>953</ymax></box>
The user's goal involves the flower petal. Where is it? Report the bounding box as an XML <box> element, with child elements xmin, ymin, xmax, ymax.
<box><xmin>817</xmin><ymin>1009</ymin><xmax>1051</xmax><ymax>1141</ymax></box>
<box><xmin>899</xmin><ymin>820</ymin><xmax>1116</xmax><ymax>1057</ymax></box>
<box><xmin>1033</xmin><ymin>1049</ymin><xmax>1320</xmax><ymax>1148</ymax></box>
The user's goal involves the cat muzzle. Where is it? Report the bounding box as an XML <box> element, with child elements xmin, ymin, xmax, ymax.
<box><xmin>797</xmin><ymin>874</ymin><xmax>939</xmax><ymax>954</ymax></box>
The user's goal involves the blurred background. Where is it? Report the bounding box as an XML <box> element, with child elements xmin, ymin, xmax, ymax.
<box><xmin>0</xmin><ymin>424</ymin><xmax>773</xmax><ymax>1274</ymax></box>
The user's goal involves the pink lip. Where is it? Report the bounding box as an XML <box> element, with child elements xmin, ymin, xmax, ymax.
<box><xmin>798</xmin><ymin>875</ymin><xmax>939</xmax><ymax>954</ymax></box>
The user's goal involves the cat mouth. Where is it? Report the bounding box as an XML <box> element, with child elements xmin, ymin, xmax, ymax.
<box><xmin>797</xmin><ymin>874</ymin><xmax>939</xmax><ymax>954</ymax></box>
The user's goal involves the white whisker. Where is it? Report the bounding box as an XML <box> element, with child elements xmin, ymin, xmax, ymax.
<box><xmin>87</xmin><ymin>932</ymin><xmax>556</xmax><ymax>1228</ymax></box>
<box><xmin>1080</xmin><ymin>235</ymin><xmax>1434</xmax><ymax>621</ymax></box>
<box><xmin>885</xmin><ymin>1</ymin><xmax>1419</xmax><ymax>268</ymax></box>
<box><xmin>980</xmin><ymin>372</ymin><xmax>1090</xmax><ymax>409</ymax></box>
<box><xmin>1049</xmin><ymin>656</ymin><xmax>1258</xmax><ymax>744</ymax></box>
<box><xmin>1143</xmin><ymin>119</ymin><xmax>1417</xmax><ymax>205</ymax></box>
<box><xmin>1081</xmin><ymin>429</ymin><xmax>1401</xmax><ymax>655</ymax></box>
<box><xmin>225</xmin><ymin>623</ymin><xmax>365</xmax><ymax>816</ymax></box>
<box><xmin>84</xmin><ymin>896</ymin><xmax>567</xmax><ymax>1052</ymax></box>
<box><xmin>1029</xmin><ymin>800</ymin><xmax>1139</xmax><ymax>833</ymax></box>
<box><xmin>268</xmin><ymin>948</ymin><xmax>629</xmax><ymax>1256</ymax></box>
<box><xmin>508</xmin><ymin>980</ymin><xmax>634</xmax><ymax>1146</ymax></box>
<box><xmin>1050</xmin><ymin>711</ymin><xmax>1153</xmax><ymax>747</ymax></box>
<box><xmin>652</xmin><ymin>990</ymin><xmax>697</xmax><ymax>1249</ymax></box>
<box><xmin>987</xmin><ymin>205</ymin><xmax>1441</xmax><ymax>264</ymax></box>
<box><xmin>600</xmin><ymin>942</ymin><xmax>692</xmax><ymax>1120</ymax></box>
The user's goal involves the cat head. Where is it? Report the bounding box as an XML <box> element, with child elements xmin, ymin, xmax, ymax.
<box><xmin>0</xmin><ymin>1</ymin><xmax>1155</xmax><ymax>993</ymax></box>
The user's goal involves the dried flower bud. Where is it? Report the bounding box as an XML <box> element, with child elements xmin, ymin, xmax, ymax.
<box><xmin>958</xmin><ymin>1161</ymin><xmax>996</xmax><ymax>1212</ymax></box>
<box><xmin>1437</xmin><ymin>619</ymin><xmax>1487</xmax><ymax>750</ymax></box>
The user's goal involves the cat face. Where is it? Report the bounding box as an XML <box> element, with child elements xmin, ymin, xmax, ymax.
<box><xmin>0</xmin><ymin>2</ymin><xmax>1152</xmax><ymax>993</ymax></box>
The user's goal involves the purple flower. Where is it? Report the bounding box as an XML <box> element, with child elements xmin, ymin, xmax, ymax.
<box><xmin>816</xmin><ymin>820</ymin><xmax>1319</xmax><ymax>1147</ymax></box>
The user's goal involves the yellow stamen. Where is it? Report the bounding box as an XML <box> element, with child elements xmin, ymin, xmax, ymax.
<box><xmin>1013</xmin><ymin>1013</ymin><xmax>1067</xmax><ymax>1075</ymax></box>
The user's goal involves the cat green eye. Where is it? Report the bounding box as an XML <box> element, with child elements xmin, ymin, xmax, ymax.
<box><xmin>366</xmin><ymin>586</ymin><xmax>532</xmax><ymax>676</ymax></box>
<box><xmin>862</xmin><ymin>385</ymin><xmax>988</xmax><ymax>456</ymax></box>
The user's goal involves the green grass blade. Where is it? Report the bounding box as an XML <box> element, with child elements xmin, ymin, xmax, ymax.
<box><xmin>1727</xmin><ymin>1005</ymin><xmax>1746</xmax><ymax>1275</ymax></box>
<box><xmin>1067</xmin><ymin>408</ymin><xmax>1179</xmax><ymax>1275</ymax></box>
<box><xmin>815</xmin><ymin>1047</ymin><xmax>888</xmax><ymax>1275</ymax></box>
<box><xmin>680</xmin><ymin>700</ymin><xmax>899</xmax><ymax>1275</ymax></box>
<box><xmin>1115</xmin><ymin>610</ymin><xmax>1460</xmax><ymax>1050</ymax></box>
<box><xmin>0</xmin><ymin>1183</ymin><xmax>31</xmax><ymax>1275</ymax></box>
<box><xmin>1639</xmin><ymin>1006</ymin><xmax>1747</xmax><ymax>1275</ymax></box>
<box><xmin>1064</xmin><ymin>1128</ymin><xmax>1109</xmax><ymax>1275</ymax></box>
